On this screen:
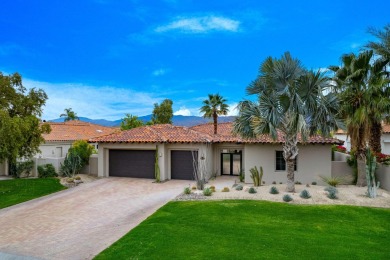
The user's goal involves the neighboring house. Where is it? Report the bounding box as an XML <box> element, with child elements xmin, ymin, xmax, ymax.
<box><xmin>334</xmin><ymin>124</ymin><xmax>390</xmax><ymax>154</ymax></box>
<box><xmin>91</xmin><ymin>122</ymin><xmax>342</xmax><ymax>184</ymax></box>
<box><xmin>0</xmin><ymin>120</ymin><xmax>117</xmax><ymax>176</ymax></box>
<box><xmin>38</xmin><ymin>120</ymin><xmax>117</xmax><ymax>158</ymax></box>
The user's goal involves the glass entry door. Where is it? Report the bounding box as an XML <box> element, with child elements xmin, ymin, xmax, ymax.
<box><xmin>221</xmin><ymin>152</ymin><xmax>242</xmax><ymax>176</ymax></box>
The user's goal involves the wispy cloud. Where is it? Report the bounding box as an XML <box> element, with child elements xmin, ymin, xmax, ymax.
<box><xmin>23</xmin><ymin>78</ymin><xmax>162</xmax><ymax>120</ymax></box>
<box><xmin>152</xmin><ymin>68</ymin><xmax>168</xmax><ymax>76</ymax></box>
<box><xmin>155</xmin><ymin>15</ymin><xmax>240</xmax><ymax>34</ymax></box>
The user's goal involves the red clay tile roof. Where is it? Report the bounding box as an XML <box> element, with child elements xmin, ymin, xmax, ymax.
<box><xmin>43</xmin><ymin>120</ymin><xmax>117</xmax><ymax>142</ymax></box>
<box><xmin>191</xmin><ymin>122</ymin><xmax>342</xmax><ymax>144</ymax></box>
<box><xmin>91</xmin><ymin>122</ymin><xmax>342</xmax><ymax>145</ymax></box>
<box><xmin>337</xmin><ymin>123</ymin><xmax>390</xmax><ymax>134</ymax></box>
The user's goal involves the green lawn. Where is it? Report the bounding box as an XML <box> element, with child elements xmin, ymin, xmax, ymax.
<box><xmin>96</xmin><ymin>200</ymin><xmax>390</xmax><ymax>260</ymax></box>
<box><xmin>0</xmin><ymin>178</ymin><xmax>66</xmax><ymax>209</ymax></box>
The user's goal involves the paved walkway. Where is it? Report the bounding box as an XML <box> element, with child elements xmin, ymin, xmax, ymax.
<box><xmin>0</xmin><ymin>178</ymin><xmax>190</xmax><ymax>260</ymax></box>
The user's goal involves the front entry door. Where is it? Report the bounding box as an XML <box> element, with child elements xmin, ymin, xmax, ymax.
<box><xmin>221</xmin><ymin>152</ymin><xmax>242</xmax><ymax>176</ymax></box>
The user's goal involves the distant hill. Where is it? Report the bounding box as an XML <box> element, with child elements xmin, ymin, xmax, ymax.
<box><xmin>48</xmin><ymin>115</ymin><xmax>236</xmax><ymax>127</ymax></box>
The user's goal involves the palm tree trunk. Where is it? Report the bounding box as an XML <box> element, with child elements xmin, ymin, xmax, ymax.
<box><xmin>283</xmin><ymin>134</ymin><xmax>298</xmax><ymax>192</ymax></box>
<box><xmin>356</xmin><ymin>126</ymin><xmax>367</xmax><ymax>186</ymax></box>
<box><xmin>213</xmin><ymin>112</ymin><xmax>218</xmax><ymax>134</ymax></box>
<box><xmin>369</xmin><ymin>121</ymin><xmax>382</xmax><ymax>154</ymax></box>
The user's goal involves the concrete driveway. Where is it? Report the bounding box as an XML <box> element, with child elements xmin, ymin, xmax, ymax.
<box><xmin>0</xmin><ymin>178</ymin><xmax>190</xmax><ymax>260</ymax></box>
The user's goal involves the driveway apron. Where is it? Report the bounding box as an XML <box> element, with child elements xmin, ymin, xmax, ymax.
<box><xmin>0</xmin><ymin>178</ymin><xmax>189</xmax><ymax>260</ymax></box>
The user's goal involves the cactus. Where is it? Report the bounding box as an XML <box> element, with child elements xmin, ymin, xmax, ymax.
<box><xmin>249</xmin><ymin>166</ymin><xmax>263</xmax><ymax>187</ymax></box>
<box><xmin>366</xmin><ymin>148</ymin><xmax>380</xmax><ymax>198</ymax></box>
<box><xmin>155</xmin><ymin>146</ymin><xmax>160</xmax><ymax>183</ymax></box>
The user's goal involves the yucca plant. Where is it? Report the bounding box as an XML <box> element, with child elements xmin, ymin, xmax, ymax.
<box><xmin>319</xmin><ymin>175</ymin><xmax>343</xmax><ymax>187</ymax></box>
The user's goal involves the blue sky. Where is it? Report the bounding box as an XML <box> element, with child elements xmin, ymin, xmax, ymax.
<box><xmin>1</xmin><ymin>0</ymin><xmax>389</xmax><ymax>120</ymax></box>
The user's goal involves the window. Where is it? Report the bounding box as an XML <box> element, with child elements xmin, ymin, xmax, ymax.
<box><xmin>275</xmin><ymin>151</ymin><xmax>297</xmax><ymax>171</ymax></box>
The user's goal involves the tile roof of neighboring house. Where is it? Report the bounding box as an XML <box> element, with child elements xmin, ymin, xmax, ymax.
<box><xmin>91</xmin><ymin>124</ymin><xmax>212</xmax><ymax>143</ymax></box>
<box><xmin>336</xmin><ymin>123</ymin><xmax>390</xmax><ymax>134</ymax></box>
<box><xmin>42</xmin><ymin>120</ymin><xmax>117</xmax><ymax>142</ymax></box>
<box><xmin>91</xmin><ymin>122</ymin><xmax>343</xmax><ymax>145</ymax></box>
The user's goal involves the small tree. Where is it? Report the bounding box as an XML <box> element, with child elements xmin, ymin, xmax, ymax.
<box><xmin>120</xmin><ymin>114</ymin><xmax>144</xmax><ymax>130</ymax></box>
<box><xmin>60</xmin><ymin>108</ymin><xmax>79</xmax><ymax>122</ymax></box>
<box><xmin>151</xmin><ymin>99</ymin><xmax>173</xmax><ymax>124</ymax></box>
<box><xmin>71</xmin><ymin>140</ymin><xmax>94</xmax><ymax>165</ymax></box>
<box><xmin>60</xmin><ymin>151</ymin><xmax>83</xmax><ymax>177</ymax></box>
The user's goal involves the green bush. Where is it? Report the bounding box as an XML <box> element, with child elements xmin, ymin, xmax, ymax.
<box><xmin>37</xmin><ymin>164</ymin><xmax>58</xmax><ymax>178</ymax></box>
<box><xmin>248</xmin><ymin>187</ymin><xmax>257</xmax><ymax>194</ymax></box>
<box><xmin>13</xmin><ymin>160</ymin><xmax>34</xmax><ymax>178</ymax></box>
<box><xmin>203</xmin><ymin>188</ymin><xmax>212</xmax><ymax>196</ymax></box>
<box><xmin>269</xmin><ymin>186</ymin><xmax>279</xmax><ymax>194</ymax></box>
<box><xmin>184</xmin><ymin>187</ymin><xmax>191</xmax><ymax>194</ymax></box>
<box><xmin>235</xmin><ymin>184</ymin><xmax>243</xmax><ymax>191</ymax></box>
<box><xmin>71</xmin><ymin>140</ymin><xmax>94</xmax><ymax>165</ymax></box>
<box><xmin>283</xmin><ymin>194</ymin><xmax>293</xmax><ymax>202</ymax></box>
<box><xmin>300</xmin><ymin>189</ymin><xmax>311</xmax><ymax>199</ymax></box>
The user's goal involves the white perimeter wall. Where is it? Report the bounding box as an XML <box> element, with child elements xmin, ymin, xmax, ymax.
<box><xmin>335</xmin><ymin>133</ymin><xmax>390</xmax><ymax>154</ymax></box>
<box><xmin>244</xmin><ymin>144</ymin><xmax>332</xmax><ymax>185</ymax></box>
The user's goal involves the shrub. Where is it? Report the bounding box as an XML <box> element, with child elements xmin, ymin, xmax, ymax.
<box><xmin>279</xmin><ymin>182</ymin><xmax>283</xmax><ymax>184</ymax></box>
<box><xmin>203</xmin><ymin>188</ymin><xmax>212</xmax><ymax>196</ymax></box>
<box><xmin>295</xmin><ymin>181</ymin><xmax>302</xmax><ymax>185</ymax></box>
<box><xmin>15</xmin><ymin>160</ymin><xmax>34</xmax><ymax>178</ymax></box>
<box><xmin>269</xmin><ymin>186</ymin><xmax>279</xmax><ymax>194</ymax></box>
<box><xmin>311</xmin><ymin>181</ymin><xmax>317</xmax><ymax>185</ymax></box>
<box><xmin>210</xmin><ymin>185</ymin><xmax>216</xmax><ymax>192</ymax></box>
<box><xmin>300</xmin><ymin>189</ymin><xmax>311</xmax><ymax>199</ymax></box>
<box><xmin>184</xmin><ymin>187</ymin><xmax>191</xmax><ymax>194</ymax></box>
<box><xmin>324</xmin><ymin>186</ymin><xmax>338</xmax><ymax>199</ymax></box>
<box><xmin>235</xmin><ymin>184</ymin><xmax>243</xmax><ymax>191</ymax></box>
<box><xmin>319</xmin><ymin>176</ymin><xmax>343</xmax><ymax>187</ymax></box>
<box><xmin>283</xmin><ymin>194</ymin><xmax>293</xmax><ymax>202</ymax></box>
<box><xmin>272</xmin><ymin>181</ymin><xmax>276</xmax><ymax>184</ymax></box>
<box><xmin>74</xmin><ymin>176</ymin><xmax>81</xmax><ymax>180</ymax></box>
<box><xmin>333</xmin><ymin>145</ymin><xmax>347</xmax><ymax>153</ymax></box>
<box><xmin>37</xmin><ymin>164</ymin><xmax>57</xmax><ymax>178</ymax></box>
<box><xmin>249</xmin><ymin>166</ymin><xmax>263</xmax><ymax>187</ymax></box>
<box><xmin>306</xmin><ymin>184</ymin><xmax>310</xmax><ymax>187</ymax></box>
<box><xmin>71</xmin><ymin>140</ymin><xmax>94</xmax><ymax>166</ymax></box>
<box><xmin>191</xmin><ymin>186</ymin><xmax>197</xmax><ymax>190</ymax></box>
<box><xmin>222</xmin><ymin>187</ymin><xmax>230</xmax><ymax>192</ymax></box>
<box><xmin>239</xmin><ymin>169</ymin><xmax>245</xmax><ymax>182</ymax></box>
<box><xmin>66</xmin><ymin>178</ymin><xmax>74</xmax><ymax>183</ymax></box>
<box><xmin>248</xmin><ymin>187</ymin><xmax>257</xmax><ymax>194</ymax></box>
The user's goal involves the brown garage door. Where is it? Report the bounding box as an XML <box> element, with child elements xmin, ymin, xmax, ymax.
<box><xmin>171</xmin><ymin>151</ymin><xmax>198</xmax><ymax>180</ymax></box>
<box><xmin>109</xmin><ymin>150</ymin><xmax>155</xmax><ymax>178</ymax></box>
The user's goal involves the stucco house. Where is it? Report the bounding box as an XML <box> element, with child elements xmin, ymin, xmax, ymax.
<box><xmin>334</xmin><ymin>124</ymin><xmax>390</xmax><ymax>154</ymax></box>
<box><xmin>91</xmin><ymin>122</ymin><xmax>342</xmax><ymax>184</ymax></box>
<box><xmin>0</xmin><ymin>120</ymin><xmax>117</xmax><ymax>176</ymax></box>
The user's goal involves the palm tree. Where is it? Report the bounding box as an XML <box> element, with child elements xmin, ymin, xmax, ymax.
<box><xmin>60</xmin><ymin>108</ymin><xmax>79</xmax><ymax>122</ymax></box>
<box><xmin>366</xmin><ymin>24</ymin><xmax>390</xmax><ymax>153</ymax></box>
<box><xmin>329</xmin><ymin>50</ymin><xmax>389</xmax><ymax>184</ymax></box>
<box><xmin>233</xmin><ymin>52</ymin><xmax>342</xmax><ymax>192</ymax></box>
<box><xmin>200</xmin><ymin>94</ymin><xmax>229</xmax><ymax>134</ymax></box>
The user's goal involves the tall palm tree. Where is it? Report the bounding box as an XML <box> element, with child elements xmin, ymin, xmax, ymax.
<box><xmin>200</xmin><ymin>94</ymin><xmax>229</xmax><ymax>134</ymax></box>
<box><xmin>60</xmin><ymin>108</ymin><xmax>79</xmax><ymax>122</ymax></box>
<box><xmin>366</xmin><ymin>24</ymin><xmax>390</xmax><ymax>153</ymax></box>
<box><xmin>329</xmin><ymin>50</ymin><xmax>389</xmax><ymax>184</ymax></box>
<box><xmin>233</xmin><ymin>52</ymin><xmax>342</xmax><ymax>192</ymax></box>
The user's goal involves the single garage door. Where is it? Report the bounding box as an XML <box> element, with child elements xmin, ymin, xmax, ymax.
<box><xmin>171</xmin><ymin>150</ymin><xmax>198</xmax><ymax>180</ymax></box>
<box><xmin>109</xmin><ymin>150</ymin><xmax>155</xmax><ymax>178</ymax></box>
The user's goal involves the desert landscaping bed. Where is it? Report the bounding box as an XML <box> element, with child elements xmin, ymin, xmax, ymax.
<box><xmin>175</xmin><ymin>184</ymin><xmax>390</xmax><ymax>208</ymax></box>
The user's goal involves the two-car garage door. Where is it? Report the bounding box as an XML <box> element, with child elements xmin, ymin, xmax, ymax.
<box><xmin>109</xmin><ymin>149</ymin><xmax>197</xmax><ymax>180</ymax></box>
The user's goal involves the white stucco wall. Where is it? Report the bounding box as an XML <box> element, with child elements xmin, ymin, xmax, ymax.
<box><xmin>244</xmin><ymin>144</ymin><xmax>332</xmax><ymax>185</ymax></box>
<box><xmin>37</xmin><ymin>142</ymin><xmax>72</xmax><ymax>158</ymax></box>
<box><xmin>334</xmin><ymin>133</ymin><xmax>390</xmax><ymax>155</ymax></box>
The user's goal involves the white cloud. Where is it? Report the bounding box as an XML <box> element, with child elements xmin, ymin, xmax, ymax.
<box><xmin>225</xmin><ymin>102</ymin><xmax>238</xmax><ymax>116</ymax></box>
<box><xmin>174</xmin><ymin>107</ymin><xmax>192</xmax><ymax>116</ymax></box>
<box><xmin>152</xmin><ymin>68</ymin><xmax>167</xmax><ymax>76</ymax></box>
<box><xmin>23</xmin><ymin>78</ymin><xmax>161</xmax><ymax>121</ymax></box>
<box><xmin>155</xmin><ymin>15</ymin><xmax>240</xmax><ymax>34</ymax></box>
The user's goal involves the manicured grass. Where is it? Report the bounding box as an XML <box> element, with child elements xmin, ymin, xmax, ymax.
<box><xmin>0</xmin><ymin>178</ymin><xmax>66</xmax><ymax>209</ymax></box>
<box><xmin>96</xmin><ymin>200</ymin><xmax>390</xmax><ymax>260</ymax></box>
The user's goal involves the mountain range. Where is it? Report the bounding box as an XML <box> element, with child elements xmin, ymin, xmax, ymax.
<box><xmin>49</xmin><ymin>115</ymin><xmax>236</xmax><ymax>127</ymax></box>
